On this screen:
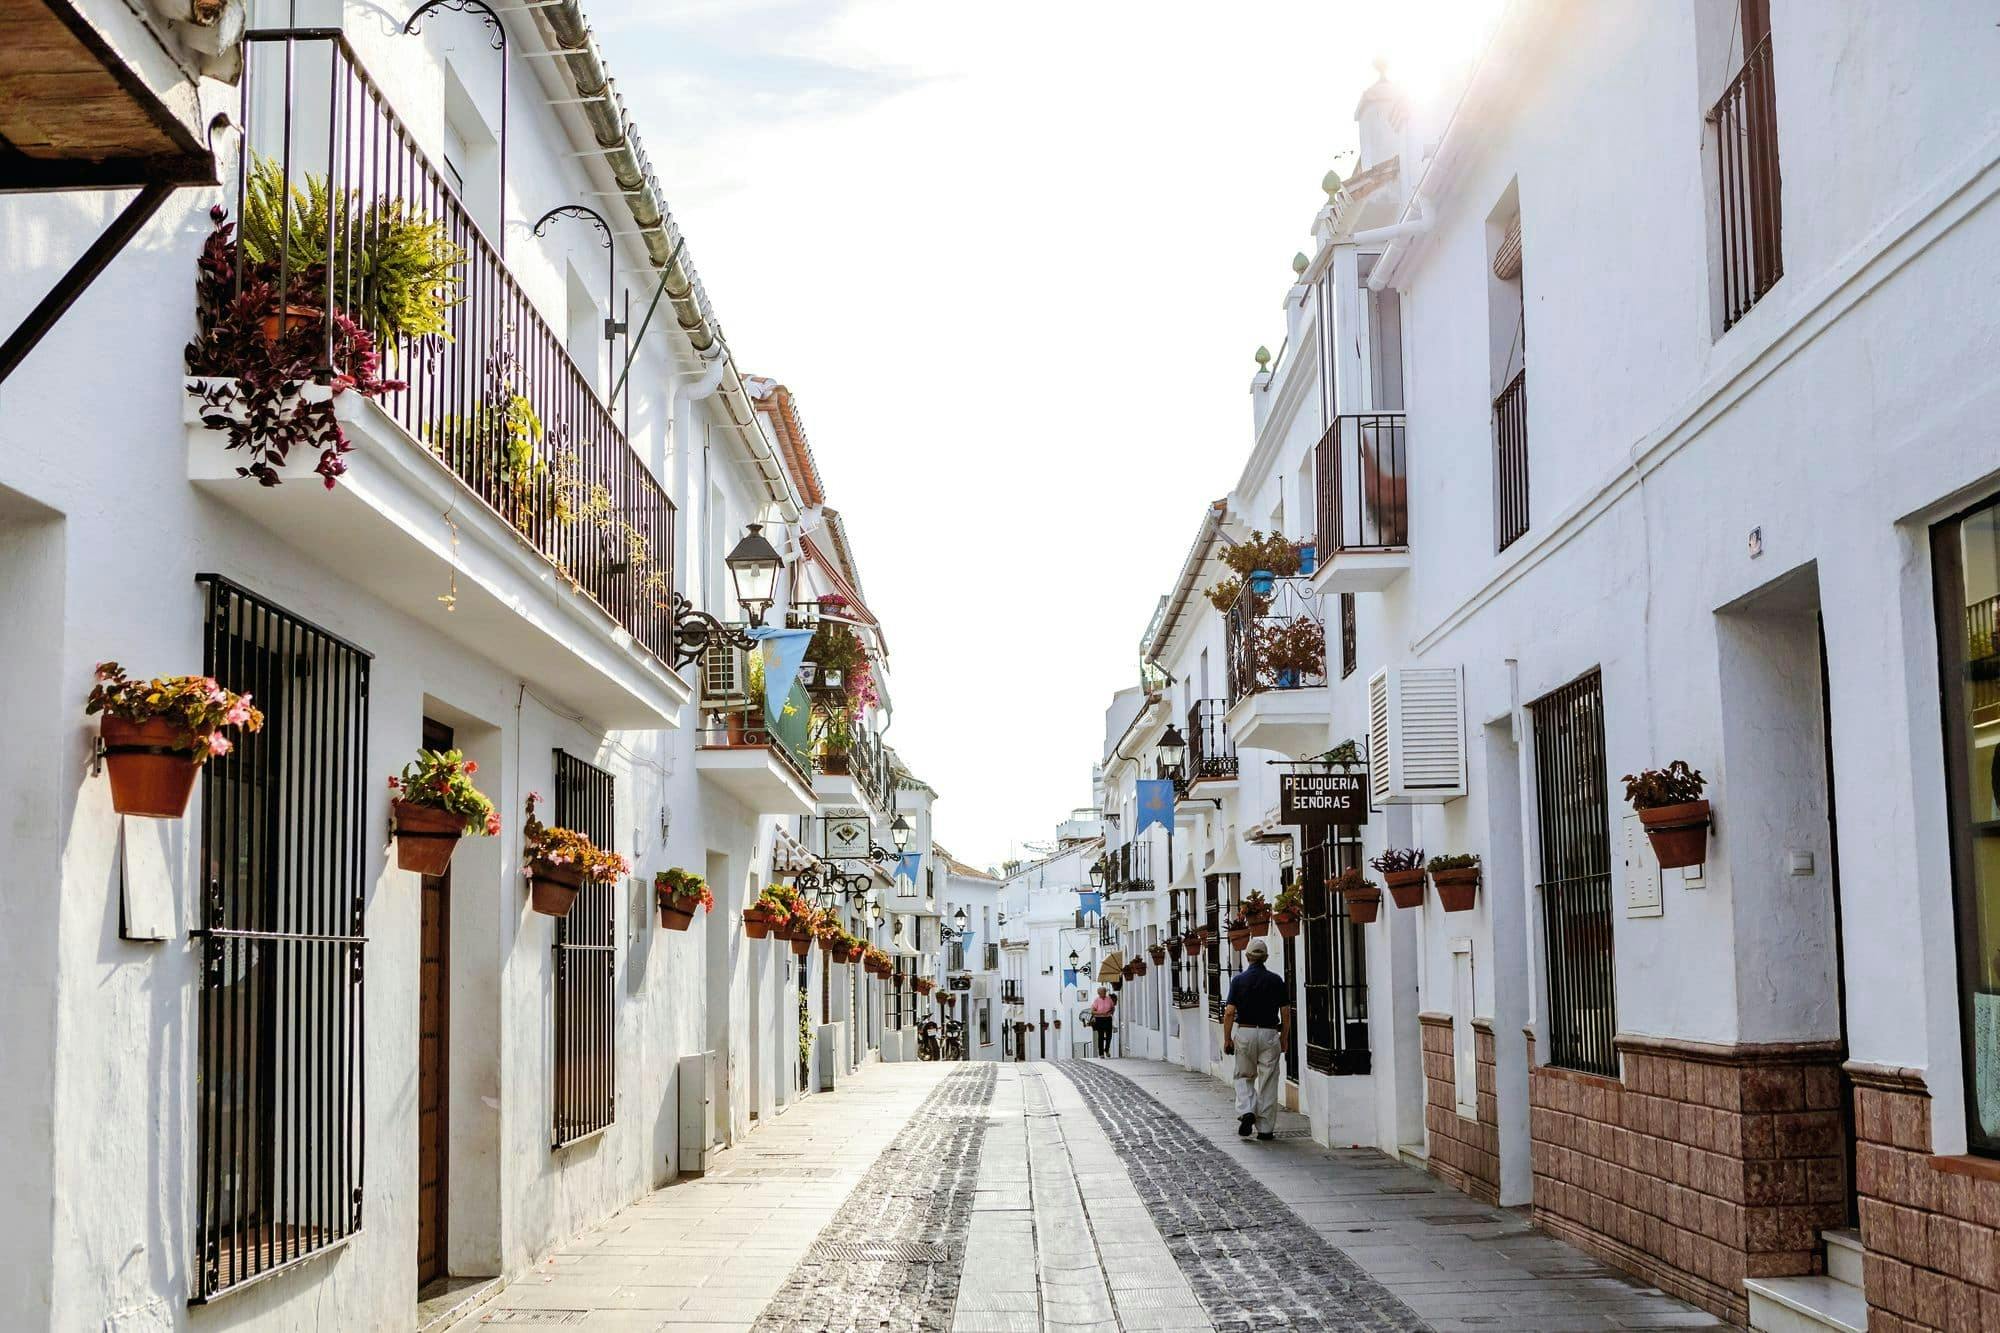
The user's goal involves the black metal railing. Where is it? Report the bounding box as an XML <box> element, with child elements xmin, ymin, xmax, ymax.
<box><xmin>552</xmin><ymin>750</ymin><xmax>617</xmax><ymax>1147</ymax></box>
<box><xmin>1002</xmin><ymin>980</ymin><xmax>1022</xmax><ymax>1005</ymax></box>
<box><xmin>1301</xmin><ymin>824</ymin><xmax>1370</xmax><ymax>1076</ymax></box>
<box><xmin>1225</xmin><ymin>576</ymin><xmax>1328</xmax><ymax>705</ymax></box>
<box><xmin>1710</xmin><ymin>34</ymin><xmax>1782</xmax><ymax>329</ymax></box>
<box><xmin>1531</xmin><ymin>670</ymin><xmax>1618</xmax><ymax>1078</ymax></box>
<box><xmin>232</xmin><ymin>30</ymin><xmax>676</xmax><ymax>667</ymax></box>
<box><xmin>1204</xmin><ymin>876</ymin><xmax>1224</xmax><ymax>1021</ymax></box>
<box><xmin>1494</xmin><ymin>369</ymin><xmax>1530</xmax><ymax>551</ymax></box>
<box><xmin>697</xmin><ymin>681</ymin><xmax>815</xmax><ymax>789</ymax></box>
<box><xmin>1108</xmin><ymin>840</ymin><xmax>1153</xmax><ymax>894</ymax></box>
<box><xmin>817</xmin><ymin>723</ymin><xmax>893</xmax><ymax>812</ymax></box>
<box><xmin>1315</xmin><ymin>411</ymin><xmax>1408</xmax><ymax>557</ymax></box>
<box><xmin>193</xmin><ymin>575</ymin><xmax>372</xmax><ymax>1302</ymax></box>
<box><xmin>1184</xmin><ymin>698</ymin><xmax>1237</xmax><ymax>783</ymax></box>
<box><xmin>984</xmin><ymin>942</ymin><xmax>1001</xmax><ymax>970</ymax></box>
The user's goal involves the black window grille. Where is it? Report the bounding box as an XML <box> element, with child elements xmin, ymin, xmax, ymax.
<box><xmin>1280</xmin><ymin>864</ymin><xmax>1301</xmax><ymax>1083</ymax></box>
<box><xmin>193</xmin><ymin>574</ymin><xmax>371</xmax><ymax>1302</ymax></box>
<box><xmin>1495</xmin><ymin>368</ymin><xmax>1529</xmax><ymax>552</ymax></box>
<box><xmin>1340</xmin><ymin>593</ymin><xmax>1357</xmax><ymax>679</ymax></box>
<box><xmin>1205</xmin><ymin>876</ymin><xmax>1223</xmax><ymax>1021</ymax></box>
<box><xmin>552</xmin><ymin>750</ymin><xmax>616</xmax><ymax>1147</ymax></box>
<box><xmin>1709</xmin><ymin>2</ymin><xmax>1781</xmax><ymax>330</ymax></box>
<box><xmin>1302</xmin><ymin>823</ymin><xmax>1370</xmax><ymax>1075</ymax></box>
<box><xmin>1530</xmin><ymin>670</ymin><xmax>1618</xmax><ymax>1077</ymax></box>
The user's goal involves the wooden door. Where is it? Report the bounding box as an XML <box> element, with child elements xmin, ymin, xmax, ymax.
<box><xmin>416</xmin><ymin>719</ymin><xmax>452</xmax><ymax>1287</ymax></box>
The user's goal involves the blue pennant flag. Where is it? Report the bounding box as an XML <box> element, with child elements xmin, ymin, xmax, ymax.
<box><xmin>895</xmin><ymin>851</ymin><xmax>922</xmax><ymax>886</ymax></box>
<box><xmin>746</xmin><ymin>626</ymin><xmax>815</xmax><ymax>730</ymax></box>
<box><xmin>1063</xmin><ymin>967</ymin><xmax>1079</xmax><ymax>989</ymax></box>
<box><xmin>1136</xmin><ymin>779</ymin><xmax>1175</xmax><ymax>835</ymax></box>
<box><xmin>1077</xmin><ymin>891</ymin><xmax>1103</xmax><ymax>919</ymax></box>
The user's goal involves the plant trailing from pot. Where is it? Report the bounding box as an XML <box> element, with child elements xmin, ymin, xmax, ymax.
<box><xmin>1273</xmin><ymin>883</ymin><xmax>1304</xmax><ymax>938</ymax></box>
<box><xmin>185</xmin><ymin>207</ymin><xmax>405</xmax><ymax>489</ymax></box>
<box><xmin>1331</xmin><ymin>868</ymin><xmax>1382</xmax><ymax>925</ymax></box>
<box><xmin>1370</xmin><ymin>846</ymin><xmax>1428</xmax><ymax>909</ymax></box>
<box><xmin>86</xmin><ymin>662</ymin><xmax>265</xmax><ymax>817</ymax></box>
<box><xmin>1255</xmin><ymin>615</ymin><xmax>1327</xmax><ymax>690</ymax></box>
<box><xmin>1622</xmin><ymin>761</ymin><xmax>1711</xmax><ymax>869</ymax></box>
<box><xmin>1205</xmin><ymin>530</ymin><xmax>1308</xmax><ymax>610</ymax></box>
<box><xmin>655</xmin><ymin>867</ymin><xmax>713</xmax><ymax>931</ymax></box>
<box><xmin>521</xmin><ymin>792</ymin><xmax>628</xmax><ymax>918</ymax></box>
<box><xmin>1427</xmin><ymin>854</ymin><xmax>1482</xmax><ymax>912</ymax></box>
<box><xmin>1321</xmin><ymin>737</ymin><xmax>1364</xmax><ymax>769</ymax></box>
<box><xmin>387</xmin><ymin>748</ymin><xmax>498</xmax><ymax>875</ymax></box>
<box><xmin>1242</xmin><ymin>888</ymin><xmax>1273</xmax><ymax>936</ymax></box>
<box><xmin>786</xmin><ymin>902</ymin><xmax>820</xmax><ymax>956</ymax></box>
<box><xmin>1227</xmin><ymin>915</ymin><xmax>1252</xmax><ymax>950</ymax></box>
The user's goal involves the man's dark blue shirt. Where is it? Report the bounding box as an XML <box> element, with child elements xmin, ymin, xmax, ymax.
<box><xmin>1224</xmin><ymin>961</ymin><xmax>1288</xmax><ymax>1027</ymax></box>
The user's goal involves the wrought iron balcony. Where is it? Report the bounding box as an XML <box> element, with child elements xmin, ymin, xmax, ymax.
<box><xmin>695</xmin><ymin>679</ymin><xmax>816</xmax><ymax>814</ymax></box>
<box><xmin>1183</xmin><ymin>698</ymin><xmax>1238</xmax><ymax>785</ymax></box>
<box><xmin>1312</xmin><ymin>412</ymin><xmax>1410</xmax><ymax>593</ymax></box>
<box><xmin>1709</xmin><ymin>34</ymin><xmax>1782</xmax><ymax>330</ymax></box>
<box><xmin>1224</xmin><ymin>576</ymin><xmax>1328</xmax><ymax>705</ymax></box>
<box><xmin>194</xmin><ymin>30</ymin><xmax>679</xmax><ymax>705</ymax></box>
<box><xmin>815</xmin><ymin>720</ymin><xmax>895</xmax><ymax>814</ymax></box>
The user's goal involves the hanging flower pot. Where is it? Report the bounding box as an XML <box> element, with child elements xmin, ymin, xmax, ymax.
<box><xmin>743</xmin><ymin>905</ymin><xmax>773</xmax><ymax>940</ymax></box>
<box><xmin>528</xmin><ymin>859</ymin><xmax>583</xmax><ymax>917</ymax></box>
<box><xmin>1624</xmin><ymin>762</ymin><xmax>1711</xmax><ymax>870</ymax></box>
<box><xmin>1166</xmin><ymin>937</ymin><xmax>1183</xmax><ymax>960</ymax></box>
<box><xmin>655</xmin><ymin>870</ymin><xmax>713</xmax><ymax>931</ymax></box>
<box><xmin>789</xmin><ymin>932</ymin><xmax>812</xmax><ymax>957</ymax></box>
<box><xmin>1343</xmin><ymin>886</ymin><xmax>1382</xmax><ymax>924</ymax></box>
<box><xmin>1274</xmin><ymin>912</ymin><xmax>1301</xmax><ymax>940</ymax></box>
<box><xmin>1183</xmin><ymin>928</ymin><xmax>1208</xmax><ymax>953</ymax></box>
<box><xmin>1432</xmin><ymin>867</ymin><xmax>1480</xmax><ymax>913</ymax></box>
<box><xmin>99</xmin><ymin>715</ymin><xmax>201</xmax><ymax>818</ymax></box>
<box><xmin>1249</xmin><ymin>569</ymin><xmax>1276</xmax><ymax>596</ymax></box>
<box><xmin>1148</xmin><ymin>944</ymin><xmax>1167</xmax><ymax>964</ymax></box>
<box><xmin>392</xmin><ymin>800</ymin><xmax>465</xmax><ymax>876</ymax></box>
<box><xmin>1384</xmin><ymin>868</ymin><xmax>1428</xmax><ymax>910</ymax></box>
<box><xmin>1133</xmin><ymin>959</ymin><xmax>1149</xmax><ymax>977</ymax></box>
<box><xmin>1638</xmin><ymin>802</ymin><xmax>1712</xmax><ymax>869</ymax></box>
<box><xmin>1227</xmin><ymin>921</ymin><xmax>1251</xmax><ymax>950</ymax></box>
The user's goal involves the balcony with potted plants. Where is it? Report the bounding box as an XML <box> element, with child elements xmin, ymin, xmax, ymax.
<box><xmin>180</xmin><ymin>29</ymin><xmax>688</xmax><ymax>727</ymax></box>
<box><xmin>1220</xmin><ymin>547</ymin><xmax>1333</xmax><ymax>758</ymax></box>
<box><xmin>694</xmin><ymin>654</ymin><xmax>817</xmax><ymax>817</ymax></box>
<box><xmin>1310</xmin><ymin>411</ymin><xmax>1410</xmax><ymax>595</ymax></box>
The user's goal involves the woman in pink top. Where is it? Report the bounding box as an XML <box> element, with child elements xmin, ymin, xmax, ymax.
<box><xmin>1089</xmin><ymin>987</ymin><xmax>1117</xmax><ymax>1057</ymax></box>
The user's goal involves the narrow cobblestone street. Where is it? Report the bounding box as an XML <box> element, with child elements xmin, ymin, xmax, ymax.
<box><xmin>457</xmin><ymin>1060</ymin><xmax>1726</xmax><ymax>1332</ymax></box>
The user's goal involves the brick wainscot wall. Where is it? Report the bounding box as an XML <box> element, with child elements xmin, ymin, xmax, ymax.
<box><xmin>1526</xmin><ymin>1033</ymin><xmax>1847</xmax><ymax>1325</ymax></box>
<box><xmin>1420</xmin><ymin>1013</ymin><xmax>1500</xmax><ymax>1204</ymax></box>
<box><xmin>1849</xmin><ymin>1061</ymin><xmax>2000</xmax><ymax>1331</ymax></box>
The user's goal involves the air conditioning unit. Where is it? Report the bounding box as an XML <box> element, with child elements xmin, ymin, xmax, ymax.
<box><xmin>1367</xmin><ymin>666</ymin><xmax>1467</xmax><ymax>804</ymax></box>
<box><xmin>701</xmin><ymin>640</ymin><xmax>749</xmax><ymax>708</ymax></box>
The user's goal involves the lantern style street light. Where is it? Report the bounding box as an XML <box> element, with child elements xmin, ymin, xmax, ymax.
<box><xmin>891</xmin><ymin>814</ymin><xmax>912</xmax><ymax>850</ymax></box>
<box><xmin>724</xmin><ymin>523</ymin><xmax>782</xmax><ymax>626</ymax></box>
<box><xmin>1156</xmin><ymin>722</ymin><xmax>1188</xmax><ymax>779</ymax></box>
<box><xmin>1089</xmin><ymin>859</ymin><xmax>1106</xmax><ymax>890</ymax></box>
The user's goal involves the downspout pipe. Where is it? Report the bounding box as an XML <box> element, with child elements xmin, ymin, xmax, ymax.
<box><xmin>1350</xmin><ymin>197</ymin><xmax>1430</xmax><ymax>248</ymax></box>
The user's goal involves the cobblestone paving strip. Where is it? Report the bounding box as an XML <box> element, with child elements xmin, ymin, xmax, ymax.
<box><xmin>753</xmin><ymin>1064</ymin><xmax>998</xmax><ymax>1332</ymax></box>
<box><xmin>1053</xmin><ymin>1060</ymin><xmax>1432</xmax><ymax>1333</ymax></box>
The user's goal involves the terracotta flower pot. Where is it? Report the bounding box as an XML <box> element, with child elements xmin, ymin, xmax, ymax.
<box><xmin>1384</xmin><ymin>868</ymin><xmax>1427</xmax><ymax>910</ymax></box>
<box><xmin>1342</xmin><ymin>887</ymin><xmax>1382</xmax><ymax>925</ymax></box>
<box><xmin>1275</xmin><ymin>913</ymin><xmax>1301</xmax><ymax>939</ymax></box>
<box><xmin>743</xmin><ymin>908</ymin><xmax>772</xmax><ymax>940</ymax></box>
<box><xmin>393</xmin><ymin>799</ymin><xmax>464</xmax><ymax>876</ymax></box>
<box><xmin>1228</xmin><ymin>926</ymin><xmax>1251</xmax><ymax>950</ymax></box>
<box><xmin>1183</xmin><ymin>930</ymin><xmax>1207</xmax><ymax>953</ymax></box>
<box><xmin>1432</xmin><ymin>868</ymin><xmax>1480</xmax><ymax>912</ymax></box>
<box><xmin>1149</xmin><ymin>945</ymin><xmax>1166</xmax><ymax>964</ymax></box>
<box><xmin>1639</xmin><ymin>801</ymin><xmax>1711</xmax><ymax>869</ymax></box>
<box><xmin>657</xmin><ymin>890</ymin><xmax>702</xmax><ymax>931</ymax></box>
<box><xmin>1166</xmin><ymin>938</ymin><xmax>1183</xmax><ymax>960</ymax></box>
<box><xmin>789</xmin><ymin>934</ymin><xmax>811</xmax><ymax>957</ymax></box>
<box><xmin>1133</xmin><ymin>960</ymin><xmax>1148</xmax><ymax>977</ymax></box>
<box><xmin>100</xmin><ymin>715</ymin><xmax>200</xmax><ymax>818</ymax></box>
<box><xmin>260</xmin><ymin>304</ymin><xmax>323</xmax><ymax>343</ymax></box>
<box><xmin>529</xmin><ymin>859</ymin><xmax>584</xmax><ymax>917</ymax></box>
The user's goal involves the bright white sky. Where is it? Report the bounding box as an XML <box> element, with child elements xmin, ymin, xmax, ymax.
<box><xmin>592</xmin><ymin>0</ymin><xmax>1502</xmax><ymax>870</ymax></box>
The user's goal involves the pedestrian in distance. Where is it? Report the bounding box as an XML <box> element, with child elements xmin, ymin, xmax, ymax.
<box><xmin>1089</xmin><ymin>986</ymin><xmax>1117</xmax><ymax>1057</ymax></box>
<box><xmin>1221</xmin><ymin>938</ymin><xmax>1291</xmax><ymax>1140</ymax></box>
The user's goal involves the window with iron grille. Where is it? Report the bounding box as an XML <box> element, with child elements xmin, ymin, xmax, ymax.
<box><xmin>1530</xmin><ymin>670</ymin><xmax>1618</xmax><ymax>1077</ymax></box>
<box><xmin>1205</xmin><ymin>876</ymin><xmax>1223</xmax><ymax>1021</ymax></box>
<box><xmin>192</xmin><ymin>575</ymin><xmax>371</xmax><ymax>1302</ymax></box>
<box><xmin>1709</xmin><ymin>0</ymin><xmax>1781</xmax><ymax>330</ymax></box>
<box><xmin>552</xmin><ymin>750</ymin><xmax>616</xmax><ymax>1147</ymax></box>
<box><xmin>1301</xmin><ymin>822</ymin><xmax>1370</xmax><ymax>1076</ymax></box>
<box><xmin>1340</xmin><ymin>594</ymin><xmax>1357</xmax><ymax>679</ymax></box>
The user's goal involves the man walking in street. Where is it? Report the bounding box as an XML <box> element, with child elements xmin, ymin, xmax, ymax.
<box><xmin>1089</xmin><ymin>986</ymin><xmax>1117</xmax><ymax>1057</ymax></box>
<box><xmin>1221</xmin><ymin>939</ymin><xmax>1290</xmax><ymax>1140</ymax></box>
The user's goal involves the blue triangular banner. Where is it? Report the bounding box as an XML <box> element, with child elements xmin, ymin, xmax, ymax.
<box><xmin>747</xmin><ymin>626</ymin><xmax>814</xmax><ymax>729</ymax></box>
<box><xmin>1077</xmin><ymin>891</ymin><xmax>1103</xmax><ymax>918</ymax></box>
<box><xmin>1136</xmin><ymin>779</ymin><xmax>1175</xmax><ymax>834</ymax></box>
<box><xmin>1063</xmin><ymin>968</ymin><xmax>1079</xmax><ymax>989</ymax></box>
<box><xmin>895</xmin><ymin>851</ymin><xmax>922</xmax><ymax>886</ymax></box>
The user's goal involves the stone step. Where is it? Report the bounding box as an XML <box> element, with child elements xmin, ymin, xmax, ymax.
<box><xmin>1822</xmin><ymin>1226</ymin><xmax>1864</xmax><ymax>1288</ymax></box>
<box><xmin>1746</xmin><ymin>1274</ymin><xmax>1867</xmax><ymax>1333</ymax></box>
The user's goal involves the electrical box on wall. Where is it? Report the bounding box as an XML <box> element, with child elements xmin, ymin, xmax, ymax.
<box><xmin>1622</xmin><ymin>814</ymin><xmax>1663</xmax><ymax>917</ymax></box>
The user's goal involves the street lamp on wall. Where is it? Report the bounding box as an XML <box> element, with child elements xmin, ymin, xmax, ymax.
<box><xmin>671</xmin><ymin>523</ymin><xmax>783</xmax><ymax>668</ymax></box>
<box><xmin>1156</xmin><ymin>722</ymin><xmax>1188</xmax><ymax>781</ymax></box>
<box><xmin>890</xmin><ymin>814</ymin><xmax>912</xmax><ymax>851</ymax></box>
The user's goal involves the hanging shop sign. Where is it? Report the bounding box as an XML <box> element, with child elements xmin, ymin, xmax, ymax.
<box><xmin>821</xmin><ymin>814</ymin><xmax>871</xmax><ymax>859</ymax></box>
<box><xmin>1280</xmin><ymin>770</ymin><xmax>1368</xmax><ymax>824</ymax></box>
<box><xmin>949</xmin><ymin>973</ymin><xmax>972</xmax><ymax>991</ymax></box>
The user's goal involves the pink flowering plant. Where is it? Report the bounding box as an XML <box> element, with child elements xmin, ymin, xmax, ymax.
<box><xmin>387</xmin><ymin>749</ymin><xmax>499</xmax><ymax>836</ymax></box>
<box><xmin>521</xmin><ymin>793</ymin><xmax>629</xmax><ymax>883</ymax></box>
<box><xmin>86</xmin><ymin>662</ymin><xmax>264</xmax><ymax>761</ymax></box>
<box><xmin>655</xmin><ymin>867</ymin><xmax>714</xmax><ymax>912</ymax></box>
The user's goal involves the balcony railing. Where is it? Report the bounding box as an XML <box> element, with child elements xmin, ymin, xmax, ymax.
<box><xmin>1108</xmin><ymin>840</ymin><xmax>1154</xmax><ymax>895</ymax></box>
<box><xmin>1709</xmin><ymin>34</ymin><xmax>1782</xmax><ymax>330</ymax></box>
<box><xmin>1494</xmin><ymin>369</ymin><xmax>1529</xmax><ymax>551</ymax></box>
<box><xmin>1314</xmin><ymin>412</ymin><xmax>1408</xmax><ymax>557</ymax></box>
<box><xmin>227</xmin><ymin>30</ymin><xmax>675</xmax><ymax>666</ymax></box>
<box><xmin>816</xmin><ymin>718</ymin><xmax>894</xmax><ymax>811</ymax></box>
<box><xmin>698</xmin><ymin>680</ymin><xmax>815</xmax><ymax>785</ymax></box>
<box><xmin>1184</xmin><ymin>698</ymin><xmax>1237</xmax><ymax>784</ymax></box>
<box><xmin>1001</xmin><ymin>980</ymin><xmax>1023</xmax><ymax>1005</ymax></box>
<box><xmin>1225</xmin><ymin>576</ymin><xmax>1328</xmax><ymax>705</ymax></box>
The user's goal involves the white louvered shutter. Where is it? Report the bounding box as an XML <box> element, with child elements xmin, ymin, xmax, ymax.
<box><xmin>702</xmin><ymin>641</ymin><xmax>745</xmax><ymax>704</ymax></box>
<box><xmin>1371</xmin><ymin>665</ymin><xmax>1467</xmax><ymax>804</ymax></box>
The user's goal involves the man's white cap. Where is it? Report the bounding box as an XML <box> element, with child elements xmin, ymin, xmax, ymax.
<box><xmin>1245</xmin><ymin>939</ymin><xmax>1270</xmax><ymax>961</ymax></box>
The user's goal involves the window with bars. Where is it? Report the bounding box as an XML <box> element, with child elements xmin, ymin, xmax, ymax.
<box><xmin>1490</xmin><ymin>202</ymin><xmax>1529</xmax><ymax>552</ymax></box>
<box><xmin>1530</xmin><ymin>671</ymin><xmax>1618</xmax><ymax>1077</ymax></box>
<box><xmin>1301</xmin><ymin>823</ymin><xmax>1370</xmax><ymax>1075</ymax></box>
<box><xmin>1204</xmin><ymin>875</ymin><xmax>1223</xmax><ymax>1021</ymax></box>
<box><xmin>1710</xmin><ymin>0</ymin><xmax>1781</xmax><ymax>330</ymax></box>
<box><xmin>1340</xmin><ymin>593</ymin><xmax>1358</xmax><ymax>679</ymax></box>
<box><xmin>552</xmin><ymin>750</ymin><xmax>616</xmax><ymax>1147</ymax></box>
<box><xmin>192</xmin><ymin>575</ymin><xmax>372</xmax><ymax>1303</ymax></box>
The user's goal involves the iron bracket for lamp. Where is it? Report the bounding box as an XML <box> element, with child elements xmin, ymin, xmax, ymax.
<box><xmin>670</xmin><ymin>592</ymin><xmax>757</xmax><ymax>669</ymax></box>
